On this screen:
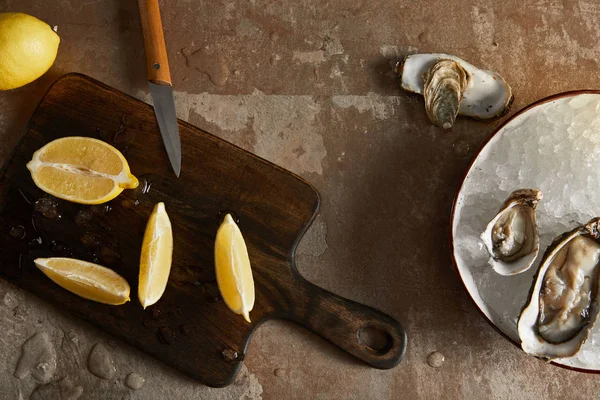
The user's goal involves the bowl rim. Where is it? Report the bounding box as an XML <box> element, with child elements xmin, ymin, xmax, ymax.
<box><xmin>449</xmin><ymin>89</ymin><xmax>600</xmax><ymax>374</ymax></box>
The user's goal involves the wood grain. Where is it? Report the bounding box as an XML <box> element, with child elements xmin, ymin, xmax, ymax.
<box><xmin>137</xmin><ymin>0</ymin><xmax>171</xmax><ymax>85</ymax></box>
<box><xmin>0</xmin><ymin>74</ymin><xmax>407</xmax><ymax>387</ymax></box>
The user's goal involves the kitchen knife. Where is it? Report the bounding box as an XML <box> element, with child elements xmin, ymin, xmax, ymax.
<box><xmin>137</xmin><ymin>0</ymin><xmax>181</xmax><ymax>177</ymax></box>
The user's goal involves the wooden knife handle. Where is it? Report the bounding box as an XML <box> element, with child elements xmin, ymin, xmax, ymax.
<box><xmin>284</xmin><ymin>274</ymin><xmax>407</xmax><ymax>369</ymax></box>
<box><xmin>137</xmin><ymin>0</ymin><xmax>172</xmax><ymax>85</ymax></box>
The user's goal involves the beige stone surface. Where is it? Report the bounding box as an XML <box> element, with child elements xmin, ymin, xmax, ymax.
<box><xmin>2</xmin><ymin>0</ymin><xmax>600</xmax><ymax>398</ymax></box>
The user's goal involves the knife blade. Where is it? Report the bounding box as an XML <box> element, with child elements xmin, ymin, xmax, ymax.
<box><xmin>138</xmin><ymin>0</ymin><xmax>182</xmax><ymax>177</ymax></box>
<box><xmin>149</xmin><ymin>82</ymin><xmax>181</xmax><ymax>177</ymax></box>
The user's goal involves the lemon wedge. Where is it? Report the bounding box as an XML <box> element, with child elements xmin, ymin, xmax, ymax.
<box><xmin>215</xmin><ymin>214</ymin><xmax>255</xmax><ymax>323</ymax></box>
<box><xmin>34</xmin><ymin>257</ymin><xmax>130</xmax><ymax>305</ymax></box>
<box><xmin>26</xmin><ymin>136</ymin><xmax>138</xmax><ymax>204</ymax></box>
<box><xmin>138</xmin><ymin>202</ymin><xmax>173</xmax><ymax>309</ymax></box>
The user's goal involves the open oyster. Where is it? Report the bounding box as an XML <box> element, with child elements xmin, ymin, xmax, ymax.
<box><xmin>518</xmin><ymin>218</ymin><xmax>600</xmax><ymax>360</ymax></box>
<box><xmin>480</xmin><ymin>189</ymin><xmax>542</xmax><ymax>276</ymax></box>
<box><xmin>423</xmin><ymin>60</ymin><xmax>467</xmax><ymax>129</ymax></box>
<box><xmin>396</xmin><ymin>53</ymin><xmax>513</xmax><ymax>127</ymax></box>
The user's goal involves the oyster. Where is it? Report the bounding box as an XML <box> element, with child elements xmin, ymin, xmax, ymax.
<box><xmin>396</xmin><ymin>53</ymin><xmax>513</xmax><ymax>124</ymax></box>
<box><xmin>481</xmin><ymin>189</ymin><xmax>542</xmax><ymax>276</ymax></box>
<box><xmin>518</xmin><ymin>218</ymin><xmax>600</xmax><ymax>360</ymax></box>
<box><xmin>423</xmin><ymin>60</ymin><xmax>467</xmax><ymax>129</ymax></box>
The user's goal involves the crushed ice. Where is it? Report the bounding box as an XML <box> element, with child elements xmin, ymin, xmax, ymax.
<box><xmin>453</xmin><ymin>94</ymin><xmax>600</xmax><ymax>369</ymax></box>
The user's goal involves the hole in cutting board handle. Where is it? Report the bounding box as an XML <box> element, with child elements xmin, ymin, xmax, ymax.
<box><xmin>357</xmin><ymin>325</ymin><xmax>394</xmax><ymax>355</ymax></box>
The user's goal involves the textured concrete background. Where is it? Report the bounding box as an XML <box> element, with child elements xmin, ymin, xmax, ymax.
<box><xmin>1</xmin><ymin>0</ymin><xmax>600</xmax><ymax>399</ymax></box>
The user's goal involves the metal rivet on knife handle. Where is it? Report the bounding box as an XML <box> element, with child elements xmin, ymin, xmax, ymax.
<box><xmin>137</xmin><ymin>0</ymin><xmax>171</xmax><ymax>86</ymax></box>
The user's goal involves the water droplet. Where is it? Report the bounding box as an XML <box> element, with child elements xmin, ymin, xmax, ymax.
<box><xmin>221</xmin><ymin>348</ymin><xmax>238</xmax><ymax>361</ymax></box>
<box><xmin>418</xmin><ymin>30</ymin><xmax>430</xmax><ymax>43</ymax></box>
<box><xmin>217</xmin><ymin>210</ymin><xmax>240</xmax><ymax>224</ymax></box>
<box><xmin>50</xmin><ymin>240</ymin><xmax>73</xmax><ymax>257</ymax></box>
<box><xmin>202</xmin><ymin>282</ymin><xmax>221</xmax><ymax>303</ymax></box>
<box><xmin>14</xmin><ymin>332</ymin><xmax>57</xmax><ymax>383</ymax></box>
<box><xmin>179</xmin><ymin>324</ymin><xmax>192</xmax><ymax>336</ymax></box>
<box><xmin>31</xmin><ymin>216</ymin><xmax>39</xmax><ymax>232</ymax></box>
<box><xmin>87</xmin><ymin>343</ymin><xmax>116</xmax><ymax>380</ymax></box>
<box><xmin>150</xmin><ymin>305</ymin><xmax>161</xmax><ymax>319</ymax></box>
<box><xmin>10</xmin><ymin>225</ymin><xmax>26</xmax><ymax>239</ymax></box>
<box><xmin>120</xmin><ymin>199</ymin><xmax>140</xmax><ymax>209</ymax></box>
<box><xmin>171</xmin><ymin>264</ymin><xmax>206</xmax><ymax>287</ymax></box>
<box><xmin>28</xmin><ymin>236</ymin><xmax>43</xmax><ymax>248</ymax></box>
<box><xmin>91</xmin><ymin>204</ymin><xmax>112</xmax><ymax>214</ymax></box>
<box><xmin>157</xmin><ymin>327</ymin><xmax>175</xmax><ymax>345</ymax></box>
<box><xmin>89</xmin><ymin>253</ymin><xmax>101</xmax><ymax>264</ymax></box>
<box><xmin>67</xmin><ymin>331</ymin><xmax>79</xmax><ymax>345</ymax></box>
<box><xmin>98</xmin><ymin>246</ymin><xmax>120</xmax><ymax>265</ymax></box>
<box><xmin>34</xmin><ymin>198</ymin><xmax>61</xmax><ymax>220</ymax></box>
<box><xmin>270</xmin><ymin>54</ymin><xmax>281</xmax><ymax>66</ymax></box>
<box><xmin>75</xmin><ymin>209</ymin><xmax>94</xmax><ymax>226</ymax></box>
<box><xmin>4</xmin><ymin>292</ymin><xmax>19</xmax><ymax>308</ymax></box>
<box><xmin>30</xmin><ymin>377</ymin><xmax>83</xmax><ymax>400</ymax></box>
<box><xmin>269</xmin><ymin>31</ymin><xmax>280</xmax><ymax>42</ymax></box>
<box><xmin>13</xmin><ymin>305</ymin><xmax>28</xmax><ymax>321</ymax></box>
<box><xmin>18</xmin><ymin>189</ymin><xmax>34</xmax><ymax>204</ymax></box>
<box><xmin>16</xmin><ymin>253</ymin><xmax>24</xmax><ymax>276</ymax></box>
<box><xmin>427</xmin><ymin>351</ymin><xmax>445</xmax><ymax>368</ymax></box>
<box><xmin>127</xmin><ymin>176</ymin><xmax>152</xmax><ymax>199</ymax></box>
<box><xmin>125</xmin><ymin>372</ymin><xmax>145</xmax><ymax>390</ymax></box>
<box><xmin>80</xmin><ymin>232</ymin><xmax>102</xmax><ymax>249</ymax></box>
<box><xmin>452</xmin><ymin>139</ymin><xmax>471</xmax><ymax>157</ymax></box>
<box><xmin>112</xmin><ymin>115</ymin><xmax>128</xmax><ymax>142</ymax></box>
<box><xmin>182</xmin><ymin>47</ymin><xmax>231</xmax><ymax>86</ymax></box>
<box><xmin>140</xmin><ymin>178</ymin><xmax>152</xmax><ymax>194</ymax></box>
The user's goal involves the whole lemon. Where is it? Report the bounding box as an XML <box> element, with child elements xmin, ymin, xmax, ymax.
<box><xmin>0</xmin><ymin>13</ymin><xmax>60</xmax><ymax>90</ymax></box>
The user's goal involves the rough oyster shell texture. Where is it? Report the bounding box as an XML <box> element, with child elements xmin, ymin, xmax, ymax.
<box><xmin>397</xmin><ymin>53</ymin><xmax>513</xmax><ymax>128</ymax></box>
<box><xmin>422</xmin><ymin>60</ymin><xmax>467</xmax><ymax>129</ymax></box>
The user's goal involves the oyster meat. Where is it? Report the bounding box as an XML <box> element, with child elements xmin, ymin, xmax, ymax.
<box><xmin>518</xmin><ymin>218</ymin><xmax>600</xmax><ymax>360</ymax></box>
<box><xmin>481</xmin><ymin>189</ymin><xmax>542</xmax><ymax>276</ymax></box>
<box><xmin>396</xmin><ymin>53</ymin><xmax>513</xmax><ymax>125</ymax></box>
<box><xmin>423</xmin><ymin>60</ymin><xmax>467</xmax><ymax>129</ymax></box>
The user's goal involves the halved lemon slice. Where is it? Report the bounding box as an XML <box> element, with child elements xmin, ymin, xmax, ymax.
<box><xmin>215</xmin><ymin>214</ymin><xmax>255</xmax><ymax>323</ymax></box>
<box><xmin>138</xmin><ymin>202</ymin><xmax>173</xmax><ymax>309</ymax></box>
<box><xmin>34</xmin><ymin>257</ymin><xmax>130</xmax><ymax>305</ymax></box>
<box><xmin>26</xmin><ymin>136</ymin><xmax>139</xmax><ymax>204</ymax></box>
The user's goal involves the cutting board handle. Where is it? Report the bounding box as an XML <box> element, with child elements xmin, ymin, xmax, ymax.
<box><xmin>285</xmin><ymin>275</ymin><xmax>407</xmax><ymax>369</ymax></box>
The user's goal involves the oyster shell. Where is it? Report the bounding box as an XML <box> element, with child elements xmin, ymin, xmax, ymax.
<box><xmin>423</xmin><ymin>60</ymin><xmax>467</xmax><ymax>129</ymax></box>
<box><xmin>518</xmin><ymin>218</ymin><xmax>600</xmax><ymax>360</ymax></box>
<box><xmin>396</xmin><ymin>53</ymin><xmax>513</xmax><ymax>122</ymax></box>
<box><xmin>480</xmin><ymin>189</ymin><xmax>542</xmax><ymax>276</ymax></box>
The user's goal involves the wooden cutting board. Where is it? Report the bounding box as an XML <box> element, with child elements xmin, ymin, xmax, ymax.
<box><xmin>0</xmin><ymin>74</ymin><xmax>407</xmax><ymax>387</ymax></box>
